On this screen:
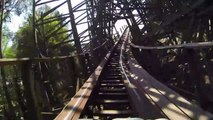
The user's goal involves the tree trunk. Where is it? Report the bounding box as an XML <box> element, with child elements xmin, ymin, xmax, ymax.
<box><xmin>13</xmin><ymin>66</ymin><xmax>28</xmax><ymax>119</ymax></box>
<box><xmin>0</xmin><ymin>1</ymin><xmax>16</xmax><ymax>119</ymax></box>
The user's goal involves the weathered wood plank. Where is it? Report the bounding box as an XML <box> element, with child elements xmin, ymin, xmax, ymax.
<box><xmin>126</xmin><ymin>47</ymin><xmax>213</xmax><ymax>120</ymax></box>
<box><xmin>54</xmin><ymin>51</ymin><xmax>111</xmax><ymax>120</ymax></box>
<box><xmin>0</xmin><ymin>55</ymin><xmax>83</xmax><ymax>66</ymax></box>
<box><xmin>130</xmin><ymin>41</ymin><xmax>213</xmax><ymax>50</ymax></box>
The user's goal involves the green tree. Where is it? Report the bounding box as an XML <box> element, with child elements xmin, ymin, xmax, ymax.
<box><xmin>12</xmin><ymin>6</ymin><xmax>75</xmax><ymax>119</ymax></box>
<box><xmin>2</xmin><ymin>26</ymin><xmax>15</xmax><ymax>58</ymax></box>
<box><xmin>0</xmin><ymin>0</ymin><xmax>32</xmax><ymax>58</ymax></box>
<box><xmin>15</xmin><ymin>6</ymin><xmax>75</xmax><ymax>57</ymax></box>
<box><xmin>0</xmin><ymin>1</ymin><xmax>32</xmax><ymax>119</ymax></box>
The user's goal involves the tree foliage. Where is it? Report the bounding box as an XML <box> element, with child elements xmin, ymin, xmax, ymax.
<box><xmin>0</xmin><ymin>3</ymin><xmax>76</xmax><ymax>120</ymax></box>
<box><xmin>0</xmin><ymin>0</ymin><xmax>32</xmax><ymax>56</ymax></box>
<box><xmin>15</xmin><ymin>6</ymin><xmax>75</xmax><ymax>58</ymax></box>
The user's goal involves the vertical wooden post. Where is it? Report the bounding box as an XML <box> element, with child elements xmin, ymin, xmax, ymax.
<box><xmin>67</xmin><ymin>0</ymin><xmax>83</xmax><ymax>54</ymax></box>
<box><xmin>78</xmin><ymin>55</ymin><xmax>87</xmax><ymax>79</ymax></box>
<box><xmin>68</xmin><ymin>57</ymin><xmax>77</xmax><ymax>95</ymax></box>
<box><xmin>122</xmin><ymin>0</ymin><xmax>141</xmax><ymax>43</ymax></box>
<box><xmin>40</xmin><ymin>12</ymin><xmax>48</xmax><ymax>56</ymax></box>
<box><xmin>32</xmin><ymin>0</ymin><xmax>40</xmax><ymax>58</ymax></box>
<box><xmin>186</xmin><ymin>49</ymin><xmax>202</xmax><ymax>102</ymax></box>
<box><xmin>22</xmin><ymin>60</ymin><xmax>41</xmax><ymax>120</ymax></box>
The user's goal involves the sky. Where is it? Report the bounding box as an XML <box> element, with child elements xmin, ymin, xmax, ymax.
<box><xmin>7</xmin><ymin>14</ymin><xmax>23</xmax><ymax>32</ymax></box>
<box><xmin>8</xmin><ymin>0</ymin><xmax>82</xmax><ymax>32</ymax></box>
<box><xmin>7</xmin><ymin>0</ymin><xmax>127</xmax><ymax>43</ymax></box>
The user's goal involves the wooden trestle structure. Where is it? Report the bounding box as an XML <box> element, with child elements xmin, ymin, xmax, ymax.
<box><xmin>55</xmin><ymin>29</ymin><xmax>213</xmax><ymax>120</ymax></box>
<box><xmin>1</xmin><ymin>0</ymin><xmax>213</xmax><ymax>120</ymax></box>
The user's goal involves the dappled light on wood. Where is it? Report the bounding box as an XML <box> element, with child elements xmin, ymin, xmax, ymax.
<box><xmin>0</xmin><ymin>0</ymin><xmax>213</xmax><ymax>120</ymax></box>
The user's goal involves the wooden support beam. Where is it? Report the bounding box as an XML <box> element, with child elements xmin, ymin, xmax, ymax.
<box><xmin>67</xmin><ymin>0</ymin><xmax>83</xmax><ymax>54</ymax></box>
<box><xmin>21</xmin><ymin>60</ymin><xmax>42</xmax><ymax>120</ymax></box>
<box><xmin>130</xmin><ymin>41</ymin><xmax>213</xmax><ymax>50</ymax></box>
